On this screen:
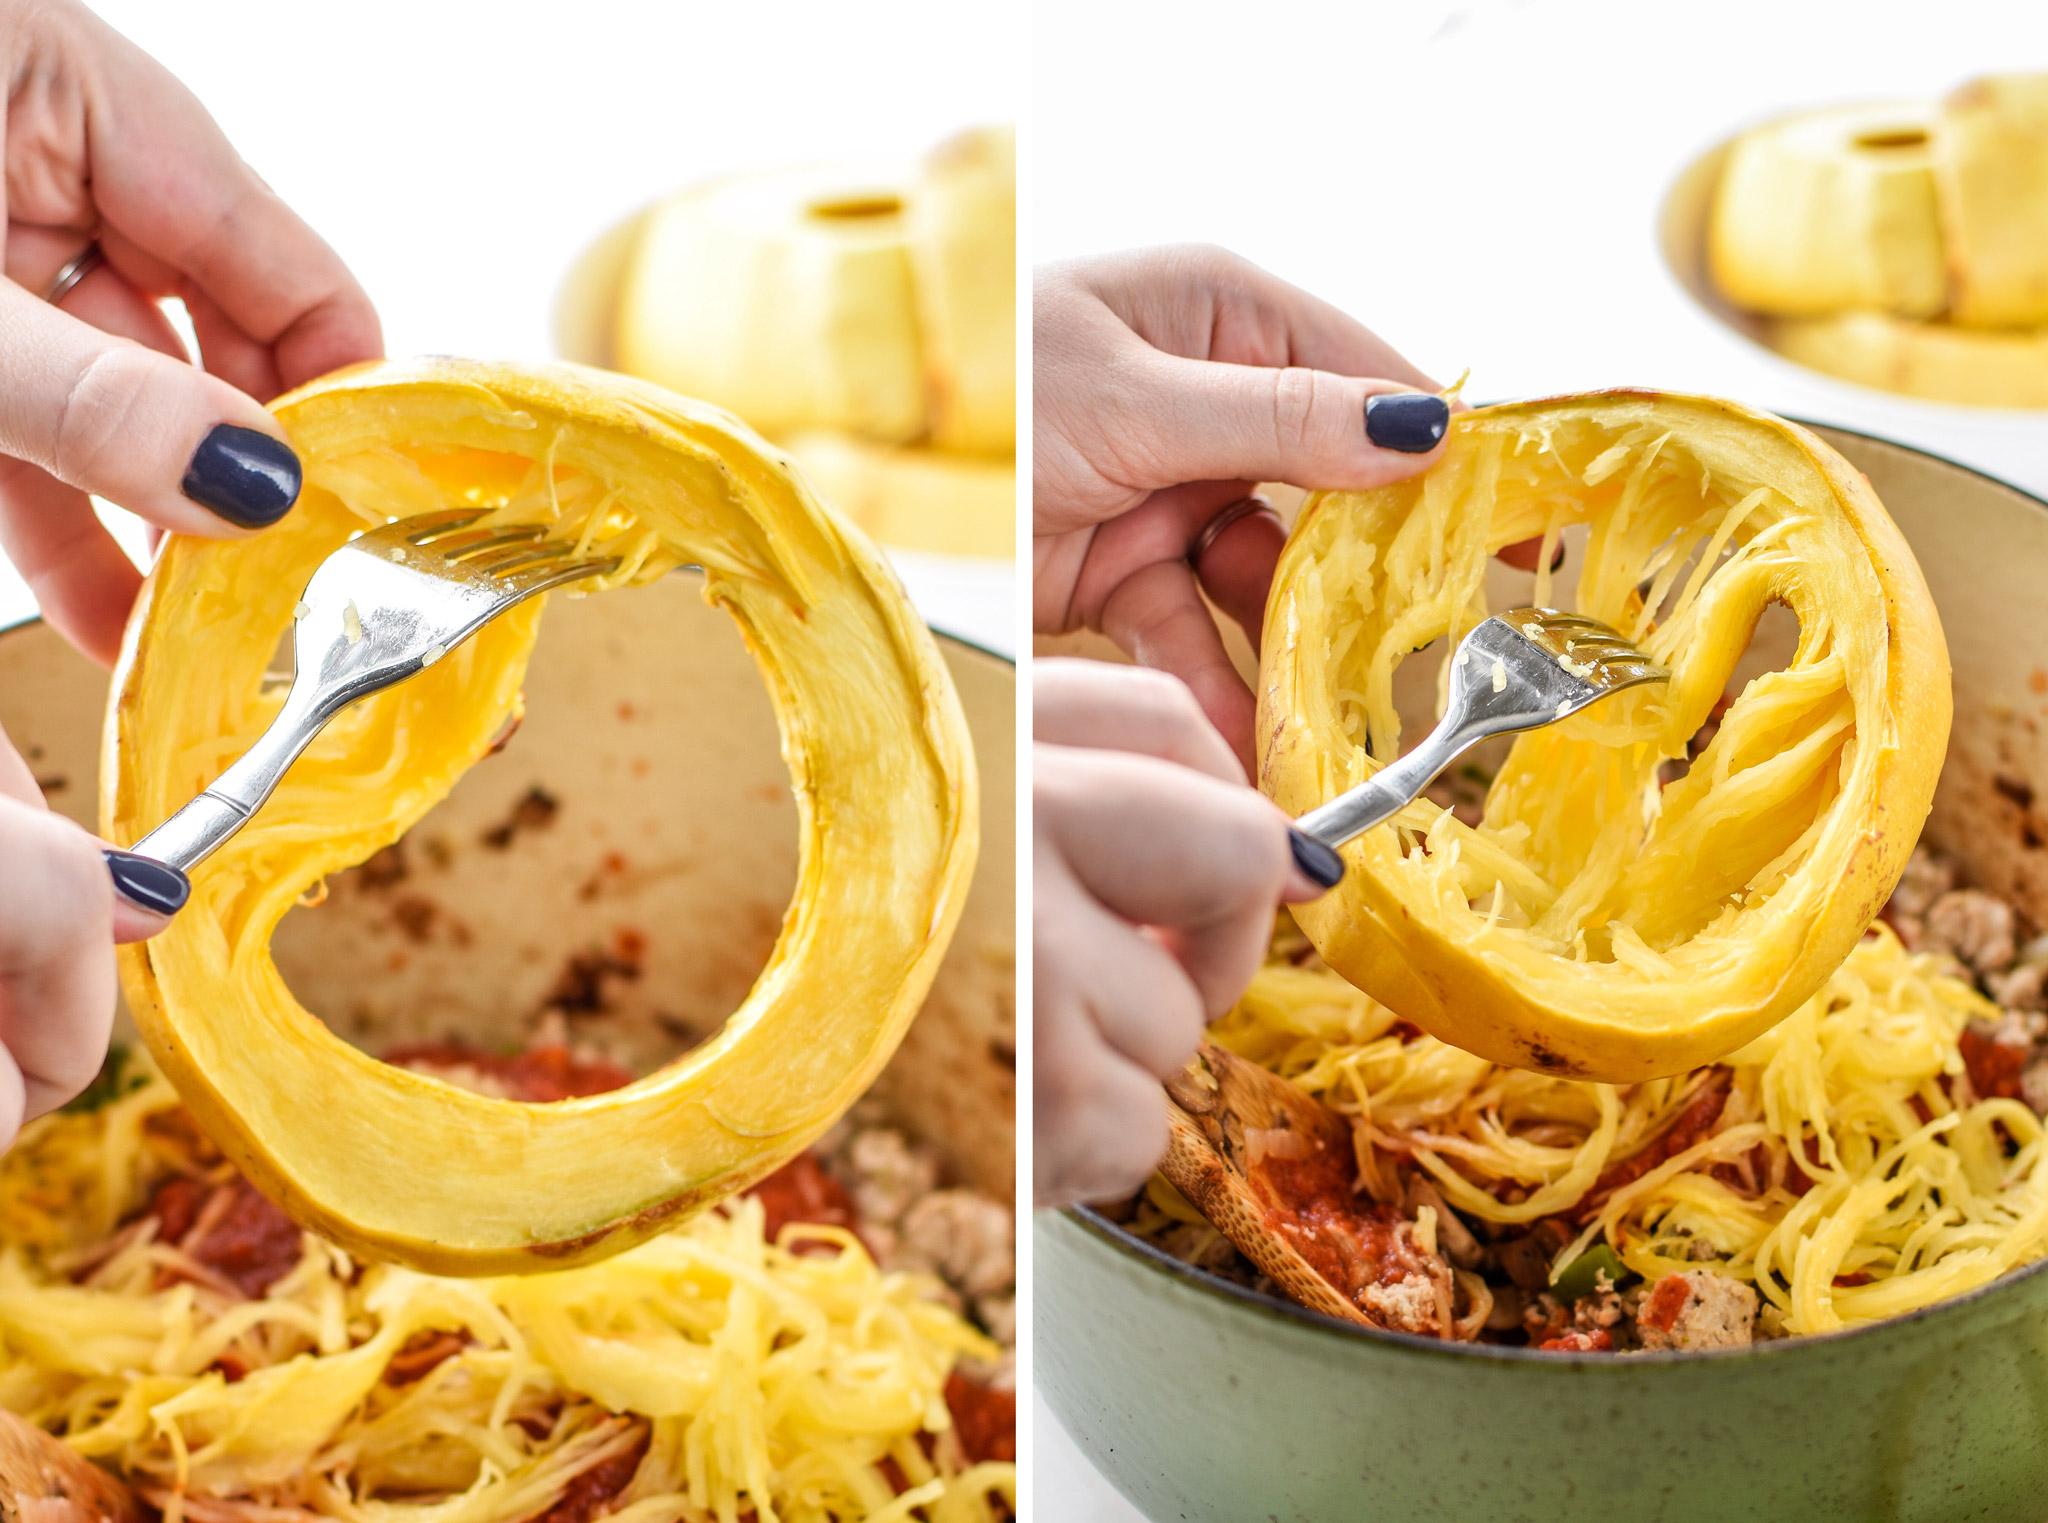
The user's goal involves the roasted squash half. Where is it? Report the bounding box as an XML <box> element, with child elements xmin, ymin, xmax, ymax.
<box><xmin>1259</xmin><ymin>392</ymin><xmax>1949</xmax><ymax>1083</ymax></box>
<box><xmin>104</xmin><ymin>358</ymin><xmax>978</xmax><ymax>1274</ymax></box>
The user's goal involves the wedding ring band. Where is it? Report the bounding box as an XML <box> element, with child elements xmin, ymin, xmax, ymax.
<box><xmin>1187</xmin><ymin>494</ymin><xmax>1277</xmax><ymax>567</ymax></box>
<box><xmin>44</xmin><ymin>241</ymin><xmax>104</xmax><ymax>307</ymax></box>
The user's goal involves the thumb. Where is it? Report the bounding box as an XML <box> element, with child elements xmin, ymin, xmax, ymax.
<box><xmin>0</xmin><ymin>279</ymin><xmax>301</xmax><ymax>536</ymax></box>
<box><xmin>1132</xmin><ymin>349</ymin><xmax>1450</xmax><ymax>492</ymax></box>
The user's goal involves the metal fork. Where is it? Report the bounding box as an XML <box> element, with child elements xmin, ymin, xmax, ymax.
<box><xmin>1293</xmin><ymin>607</ymin><xmax>1671</xmax><ymax>850</ymax></box>
<box><xmin>132</xmin><ymin>509</ymin><xmax>620</xmax><ymax>874</ymax></box>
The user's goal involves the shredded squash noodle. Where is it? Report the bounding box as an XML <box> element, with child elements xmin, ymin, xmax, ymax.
<box><xmin>108</xmin><ymin>359</ymin><xmax>978</xmax><ymax>1274</ymax></box>
<box><xmin>1203</xmin><ymin>916</ymin><xmax>2048</xmax><ymax>1338</ymax></box>
<box><xmin>1259</xmin><ymin>392</ymin><xmax>1950</xmax><ymax>1081</ymax></box>
<box><xmin>0</xmin><ymin>1069</ymin><xmax>1014</xmax><ymax>1523</ymax></box>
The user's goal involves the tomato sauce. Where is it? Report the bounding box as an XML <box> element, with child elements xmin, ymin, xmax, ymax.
<box><xmin>945</xmin><ymin>1370</ymin><xmax>1017</xmax><ymax>1463</ymax></box>
<box><xmin>1641</xmin><ymin>1272</ymin><xmax>1693</xmax><ymax>1332</ymax></box>
<box><xmin>1582</xmin><ymin>1069</ymin><xmax>1730</xmax><ymax>1217</ymax></box>
<box><xmin>745</xmin><ymin>1153</ymin><xmax>856</xmax><ymax>1241</ymax></box>
<box><xmin>142</xmin><ymin>1175</ymin><xmax>305</xmax><ymax>1298</ymax></box>
<box><xmin>534</xmin><ymin>1429</ymin><xmax>650</xmax><ymax>1523</ymax></box>
<box><xmin>1960</xmin><ymin>1024</ymin><xmax>2028</xmax><ymax>1102</ymax></box>
<box><xmin>383</xmin><ymin>1041</ymin><xmax>638</xmax><ymax>1102</ymax></box>
<box><xmin>1248</xmin><ymin>1129</ymin><xmax>1429</xmax><ymax>1307</ymax></box>
<box><xmin>384</xmin><ymin>1330</ymin><xmax>469</xmax><ymax>1386</ymax></box>
<box><xmin>1537</xmin><ymin>1328</ymin><xmax>1612</xmax><ymax>1353</ymax></box>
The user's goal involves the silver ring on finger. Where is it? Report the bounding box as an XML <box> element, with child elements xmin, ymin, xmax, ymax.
<box><xmin>44</xmin><ymin>241</ymin><xmax>105</xmax><ymax>307</ymax></box>
<box><xmin>1186</xmin><ymin>493</ymin><xmax>1277</xmax><ymax>569</ymax></box>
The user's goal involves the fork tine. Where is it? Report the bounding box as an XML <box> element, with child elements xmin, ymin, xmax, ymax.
<box><xmin>497</xmin><ymin>555</ymin><xmax>620</xmax><ymax>597</ymax></box>
<box><xmin>434</xmin><ymin>525</ymin><xmax>551</xmax><ymax>561</ymax></box>
<box><xmin>473</xmin><ymin>541</ymin><xmax>580</xmax><ymax>577</ymax></box>
<box><xmin>1556</xmin><ymin>628</ymin><xmax>1633</xmax><ymax>645</ymax></box>
<box><xmin>1296</xmin><ymin>607</ymin><xmax>1669</xmax><ymax>851</ymax></box>
<box><xmin>399</xmin><ymin>509</ymin><xmax>488</xmax><ymax>543</ymax></box>
<box><xmin>1592</xmin><ymin>660</ymin><xmax>1671</xmax><ymax>684</ymax></box>
<box><xmin>1561</xmin><ymin>636</ymin><xmax>1639</xmax><ymax>656</ymax></box>
<box><xmin>1499</xmin><ymin>606</ymin><xmax>1669</xmax><ymax>688</ymax></box>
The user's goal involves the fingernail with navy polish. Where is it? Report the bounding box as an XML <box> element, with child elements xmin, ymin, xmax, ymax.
<box><xmin>1365</xmin><ymin>392</ymin><xmax>1450</xmax><ymax>454</ymax></box>
<box><xmin>104</xmin><ymin>850</ymin><xmax>190</xmax><ymax>917</ymax></box>
<box><xmin>181</xmin><ymin>425</ymin><xmax>302</xmax><ymax>528</ymax></box>
<box><xmin>1288</xmin><ymin>828</ymin><xmax>1345</xmax><ymax>891</ymax></box>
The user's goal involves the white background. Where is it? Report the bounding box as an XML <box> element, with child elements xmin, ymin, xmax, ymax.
<box><xmin>0</xmin><ymin>0</ymin><xmax>1022</xmax><ymax>652</ymax></box>
<box><xmin>1034</xmin><ymin>0</ymin><xmax>2048</xmax><ymax>1515</ymax></box>
<box><xmin>1036</xmin><ymin>0</ymin><xmax>2048</xmax><ymax>476</ymax></box>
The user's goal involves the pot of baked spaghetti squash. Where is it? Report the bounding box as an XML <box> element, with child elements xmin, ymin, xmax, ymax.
<box><xmin>0</xmin><ymin>405</ymin><xmax>1017</xmax><ymax>1521</ymax></box>
<box><xmin>1038</xmin><ymin>412</ymin><xmax>2048</xmax><ymax>1522</ymax></box>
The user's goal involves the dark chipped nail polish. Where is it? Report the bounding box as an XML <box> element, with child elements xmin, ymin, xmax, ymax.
<box><xmin>1288</xmin><ymin>828</ymin><xmax>1345</xmax><ymax>891</ymax></box>
<box><xmin>1365</xmin><ymin>392</ymin><xmax>1450</xmax><ymax>454</ymax></box>
<box><xmin>104</xmin><ymin>849</ymin><xmax>190</xmax><ymax>917</ymax></box>
<box><xmin>181</xmin><ymin>425</ymin><xmax>302</xmax><ymax>527</ymax></box>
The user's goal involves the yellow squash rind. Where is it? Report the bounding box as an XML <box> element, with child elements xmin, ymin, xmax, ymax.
<box><xmin>1259</xmin><ymin>391</ymin><xmax>1948</xmax><ymax>1083</ymax></box>
<box><xmin>614</xmin><ymin>164</ymin><xmax>929</xmax><ymax>445</ymax></box>
<box><xmin>1708</xmin><ymin>101</ymin><xmax>1946</xmax><ymax>319</ymax></box>
<box><xmin>106</xmin><ymin>358</ymin><xmax>978</xmax><ymax>1275</ymax></box>
<box><xmin>908</xmin><ymin>126</ymin><xmax>1017</xmax><ymax>456</ymax></box>
<box><xmin>1767</xmin><ymin>310</ymin><xmax>2048</xmax><ymax>409</ymax></box>
<box><xmin>1937</xmin><ymin>74</ymin><xmax>2048</xmax><ymax>328</ymax></box>
<box><xmin>781</xmin><ymin>430</ymin><xmax>1015</xmax><ymax>560</ymax></box>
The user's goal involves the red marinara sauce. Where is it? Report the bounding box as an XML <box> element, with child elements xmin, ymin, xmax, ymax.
<box><xmin>1247</xmin><ymin>1130</ymin><xmax>1422</xmax><ymax>1305</ymax></box>
<box><xmin>945</xmin><ymin>1369</ymin><xmax>1018</xmax><ymax>1463</ymax></box>
<box><xmin>382</xmin><ymin>1041</ymin><xmax>638</xmax><ymax>1102</ymax></box>
<box><xmin>747</xmin><ymin>1152</ymin><xmax>857</xmax><ymax>1240</ymax></box>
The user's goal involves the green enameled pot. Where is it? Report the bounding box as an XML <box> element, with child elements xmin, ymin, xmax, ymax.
<box><xmin>1037</xmin><ymin>424</ymin><xmax>2048</xmax><ymax>1523</ymax></box>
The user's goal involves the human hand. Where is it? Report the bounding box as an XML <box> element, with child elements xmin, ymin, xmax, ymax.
<box><xmin>0</xmin><ymin>0</ymin><xmax>381</xmax><ymax>668</ymax></box>
<box><xmin>0</xmin><ymin>720</ymin><xmax>174</xmax><ymax>1138</ymax></box>
<box><xmin>1034</xmin><ymin>659</ymin><xmax>1344</xmax><ymax>1208</ymax></box>
<box><xmin>1034</xmin><ymin>245</ymin><xmax>1449</xmax><ymax>767</ymax></box>
<box><xmin>0</xmin><ymin>2</ymin><xmax>377</xmax><ymax>1115</ymax></box>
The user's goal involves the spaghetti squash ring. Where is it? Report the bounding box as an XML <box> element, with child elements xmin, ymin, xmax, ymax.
<box><xmin>103</xmin><ymin>358</ymin><xmax>978</xmax><ymax>1276</ymax></box>
<box><xmin>1259</xmin><ymin>390</ymin><xmax>1949</xmax><ymax>1083</ymax></box>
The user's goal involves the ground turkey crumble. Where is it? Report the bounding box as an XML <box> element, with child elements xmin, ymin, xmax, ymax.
<box><xmin>1885</xmin><ymin>845</ymin><xmax>2048</xmax><ymax>1113</ymax></box>
<box><xmin>816</xmin><ymin>1099</ymin><xmax>1017</xmax><ymax>1394</ymax></box>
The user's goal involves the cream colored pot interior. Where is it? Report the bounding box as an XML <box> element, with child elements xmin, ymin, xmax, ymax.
<box><xmin>0</xmin><ymin>570</ymin><xmax>1014</xmax><ymax>1196</ymax></box>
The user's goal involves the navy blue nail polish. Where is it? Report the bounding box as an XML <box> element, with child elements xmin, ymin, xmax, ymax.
<box><xmin>1288</xmin><ymin>828</ymin><xmax>1345</xmax><ymax>890</ymax></box>
<box><xmin>181</xmin><ymin>425</ymin><xmax>302</xmax><ymax>527</ymax></box>
<box><xmin>1365</xmin><ymin>393</ymin><xmax>1450</xmax><ymax>454</ymax></box>
<box><xmin>104</xmin><ymin>850</ymin><xmax>190</xmax><ymax>917</ymax></box>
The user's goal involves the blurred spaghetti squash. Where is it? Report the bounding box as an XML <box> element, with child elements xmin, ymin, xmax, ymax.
<box><xmin>0</xmin><ymin>1054</ymin><xmax>1015</xmax><ymax>1521</ymax></box>
<box><xmin>1708</xmin><ymin>73</ymin><xmax>2048</xmax><ymax>406</ymax></box>
<box><xmin>104</xmin><ymin>358</ymin><xmax>978</xmax><ymax>1276</ymax></box>
<box><xmin>613</xmin><ymin>128</ymin><xmax>1015</xmax><ymax>559</ymax></box>
<box><xmin>1708</xmin><ymin>101</ymin><xmax>1946</xmax><ymax>319</ymax></box>
<box><xmin>1259</xmin><ymin>391</ymin><xmax>1949</xmax><ymax>1083</ymax></box>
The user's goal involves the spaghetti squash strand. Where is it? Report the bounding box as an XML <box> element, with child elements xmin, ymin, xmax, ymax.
<box><xmin>1208</xmin><ymin>915</ymin><xmax>2048</xmax><ymax>1338</ymax></box>
<box><xmin>0</xmin><ymin>1071</ymin><xmax>1013</xmax><ymax>1523</ymax></box>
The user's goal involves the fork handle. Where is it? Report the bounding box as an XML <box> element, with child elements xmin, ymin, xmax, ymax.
<box><xmin>128</xmin><ymin>692</ymin><xmax>328</xmax><ymax>874</ymax></box>
<box><xmin>129</xmin><ymin>792</ymin><xmax>254</xmax><ymax>875</ymax></box>
<box><xmin>1294</xmin><ymin>724</ymin><xmax>1475</xmax><ymax>851</ymax></box>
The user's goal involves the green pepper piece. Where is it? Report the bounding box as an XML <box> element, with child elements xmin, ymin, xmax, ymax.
<box><xmin>61</xmin><ymin>1043</ymin><xmax>146</xmax><ymax>1114</ymax></box>
<box><xmin>1550</xmin><ymin>1242</ymin><xmax>1631</xmax><ymax>1303</ymax></box>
